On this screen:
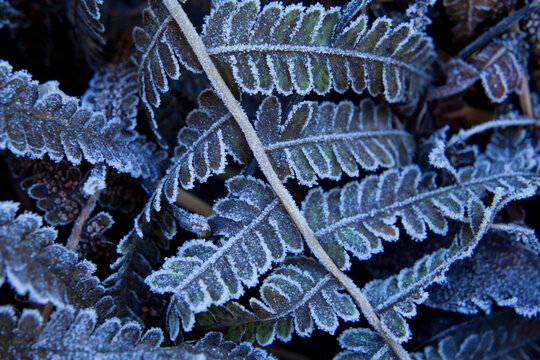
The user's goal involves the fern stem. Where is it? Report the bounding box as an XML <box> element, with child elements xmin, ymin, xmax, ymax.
<box><xmin>162</xmin><ymin>1</ymin><xmax>411</xmax><ymax>358</ymax></box>
<box><xmin>446</xmin><ymin>117</ymin><xmax>540</xmax><ymax>148</ymax></box>
<box><xmin>66</xmin><ymin>191</ymin><xmax>101</xmax><ymax>251</ymax></box>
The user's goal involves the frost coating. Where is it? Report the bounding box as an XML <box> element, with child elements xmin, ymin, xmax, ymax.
<box><xmin>0</xmin><ymin>201</ymin><xmax>111</xmax><ymax>312</ymax></box>
<box><xmin>146</xmin><ymin>176</ymin><xmax>303</xmax><ymax>325</ymax></box>
<box><xmin>174</xmin><ymin>256</ymin><xmax>359</xmax><ymax>343</ymax></box>
<box><xmin>0</xmin><ymin>60</ymin><xmax>166</xmax><ymax>180</ymax></box>
<box><xmin>256</xmin><ymin>97</ymin><xmax>415</xmax><ymax>186</ymax></box>
<box><xmin>302</xmin><ymin>133</ymin><xmax>540</xmax><ymax>269</ymax></box>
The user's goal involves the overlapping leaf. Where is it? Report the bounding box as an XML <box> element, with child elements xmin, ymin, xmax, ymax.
<box><xmin>0</xmin><ymin>60</ymin><xmax>166</xmax><ymax>180</ymax></box>
<box><xmin>429</xmin><ymin>41</ymin><xmax>524</xmax><ymax>102</ymax></box>
<box><xmin>0</xmin><ymin>305</ymin><xmax>276</xmax><ymax>360</ymax></box>
<box><xmin>0</xmin><ymin>201</ymin><xmax>113</xmax><ymax>316</ymax></box>
<box><xmin>133</xmin><ymin>0</ymin><xmax>200</xmax><ymax>144</ymax></box>
<box><xmin>176</xmin><ymin>256</ymin><xmax>359</xmax><ymax>341</ymax></box>
<box><xmin>412</xmin><ymin>311</ymin><xmax>540</xmax><ymax>360</ymax></box>
<box><xmin>426</xmin><ymin>232</ymin><xmax>540</xmax><ymax>317</ymax></box>
<box><xmin>155</xmin><ymin>90</ymin><xmax>250</xmax><ymax>211</ymax></box>
<box><xmin>302</xmin><ymin>130</ymin><xmax>540</xmax><ymax>269</ymax></box>
<box><xmin>203</xmin><ymin>0</ymin><xmax>434</xmax><ymax>102</ymax></box>
<box><xmin>105</xmin><ymin>207</ymin><xmax>175</xmax><ymax>321</ymax></box>
<box><xmin>146</xmin><ymin>176</ymin><xmax>303</xmax><ymax>326</ymax></box>
<box><xmin>135</xmin><ymin>0</ymin><xmax>434</xmax><ymax>139</ymax></box>
<box><xmin>72</xmin><ymin>0</ymin><xmax>105</xmax><ymax>66</ymax></box>
<box><xmin>256</xmin><ymin>96</ymin><xmax>414</xmax><ymax>185</ymax></box>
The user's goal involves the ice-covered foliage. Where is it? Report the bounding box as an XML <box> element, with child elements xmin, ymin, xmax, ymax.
<box><xmin>0</xmin><ymin>202</ymin><xmax>112</xmax><ymax>314</ymax></box>
<box><xmin>426</xmin><ymin>232</ymin><xmax>540</xmax><ymax>317</ymax></box>
<box><xmin>1</xmin><ymin>0</ymin><xmax>540</xmax><ymax>359</ymax></box>
<box><xmin>443</xmin><ymin>0</ymin><xmax>503</xmax><ymax>38</ymax></box>
<box><xmin>0</xmin><ymin>305</ymin><xmax>276</xmax><ymax>360</ymax></box>
<box><xmin>134</xmin><ymin>0</ymin><xmax>434</xmax><ymax>141</ymax></box>
<box><xmin>301</xmin><ymin>142</ymin><xmax>540</xmax><ymax>269</ymax></box>
<box><xmin>0</xmin><ymin>60</ymin><xmax>165</xmax><ymax>180</ymax></box>
<box><xmin>146</xmin><ymin>176</ymin><xmax>303</xmax><ymax>322</ymax></box>
<box><xmin>412</xmin><ymin>311</ymin><xmax>540</xmax><ymax>360</ymax></box>
<box><xmin>71</xmin><ymin>0</ymin><xmax>106</xmax><ymax>66</ymax></box>
<box><xmin>256</xmin><ymin>97</ymin><xmax>414</xmax><ymax>185</ymax></box>
<box><xmin>169</xmin><ymin>256</ymin><xmax>359</xmax><ymax>340</ymax></box>
<box><xmin>429</xmin><ymin>40</ymin><xmax>524</xmax><ymax>102</ymax></box>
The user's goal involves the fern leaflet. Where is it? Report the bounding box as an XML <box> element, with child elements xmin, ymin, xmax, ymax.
<box><xmin>0</xmin><ymin>201</ymin><xmax>113</xmax><ymax>316</ymax></box>
<box><xmin>256</xmin><ymin>96</ymin><xmax>414</xmax><ymax>186</ymax></box>
<box><xmin>0</xmin><ymin>60</ymin><xmax>165</xmax><ymax>180</ymax></box>
<box><xmin>171</xmin><ymin>256</ymin><xmax>359</xmax><ymax>340</ymax></box>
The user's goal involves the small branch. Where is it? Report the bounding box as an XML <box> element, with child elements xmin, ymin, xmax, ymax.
<box><xmin>175</xmin><ymin>188</ymin><xmax>214</xmax><ymax>217</ymax></box>
<box><xmin>519</xmin><ymin>74</ymin><xmax>533</xmax><ymax>118</ymax></box>
<box><xmin>41</xmin><ymin>302</ymin><xmax>54</xmax><ymax>323</ymax></box>
<box><xmin>456</xmin><ymin>1</ymin><xmax>540</xmax><ymax>59</ymax></box>
<box><xmin>163</xmin><ymin>1</ymin><xmax>410</xmax><ymax>359</ymax></box>
<box><xmin>66</xmin><ymin>191</ymin><xmax>101</xmax><ymax>251</ymax></box>
<box><xmin>446</xmin><ymin>117</ymin><xmax>540</xmax><ymax>148</ymax></box>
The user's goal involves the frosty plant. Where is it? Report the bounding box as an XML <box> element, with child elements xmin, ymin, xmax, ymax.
<box><xmin>1</xmin><ymin>0</ymin><xmax>540</xmax><ymax>359</ymax></box>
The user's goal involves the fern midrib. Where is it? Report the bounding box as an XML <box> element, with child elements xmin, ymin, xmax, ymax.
<box><xmin>199</xmin><ymin>274</ymin><xmax>334</xmax><ymax>330</ymax></box>
<box><xmin>263</xmin><ymin>129</ymin><xmax>410</xmax><ymax>151</ymax></box>
<box><xmin>139</xmin><ymin>15</ymin><xmax>174</xmax><ymax>84</ymax></box>
<box><xmin>172</xmin><ymin>114</ymin><xmax>232</xmax><ymax>173</ymax></box>
<box><xmin>175</xmin><ymin>198</ymin><xmax>281</xmax><ymax>291</ymax></box>
<box><xmin>315</xmin><ymin>172</ymin><xmax>539</xmax><ymax>237</ymax></box>
<box><xmin>206</xmin><ymin>45</ymin><xmax>430</xmax><ymax>79</ymax></box>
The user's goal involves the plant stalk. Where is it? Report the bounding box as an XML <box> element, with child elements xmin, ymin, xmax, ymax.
<box><xmin>162</xmin><ymin>1</ymin><xmax>411</xmax><ymax>358</ymax></box>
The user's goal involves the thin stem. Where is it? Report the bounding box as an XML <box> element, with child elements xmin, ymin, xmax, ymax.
<box><xmin>456</xmin><ymin>1</ymin><xmax>540</xmax><ymax>59</ymax></box>
<box><xmin>66</xmin><ymin>191</ymin><xmax>101</xmax><ymax>251</ymax></box>
<box><xmin>162</xmin><ymin>1</ymin><xmax>410</xmax><ymax>359</ymax></box>
<box><xmin>175</xmin><ymin>188</ymin><xmax>214</xmax><ymax>216</ymax></box>
<box><xmin>447</xmin><ymin>117</ymin><xmax>540</xmax><ymax>148</ymax></box>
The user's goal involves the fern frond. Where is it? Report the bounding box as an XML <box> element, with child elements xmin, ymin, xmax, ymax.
<box><xmin>0</xmin><ymin>201</ymin><xmax>112</xmax><ymax>314</ymax></box>
<box><xmin>135</xmin><ymin>0</ymin><xmax>434</xmax><ymax>133</ymax></box>
<box><xmin>71</xmin><ymin>0</ymin><xmax>105</xmax><ymax>66</ymax></box>
<box><xmin>203</xmin><ymin>0</ymin><xmax>434</xmax><ymax>102</ymax></box>
<box><xmin>336</xmin><ymin>327</ymin><xmax>398</xmax><ymax>360</ymax></box>
<box><xmin>133</xmin><ymin>0</ymin><xmax>200</xmax><ymax>144</ymax></box>
<box><xmin>426</xmin><ymin>231</ymin><xmax>540</xmax><ymax>317</ymax></box>
<box><xmin>302</xmin><ymin>133</ymin><xmax>540</xmax><ymax>268</ymax></box>
<box><xmin>0</xmin><ymin>60</ymin><xmax>166</xmax><ymax>180</ymax></box>
<box><xmin>429</xmin><ymin>41</ymin><xmax>524</xmax><ymax>102</ymax></box>
<box><xmin>256</xmin><ymin>97</ymin><xmax>415</xmax><ymax>186</ymax></box>
<box><xmin>175</xmin><ymin>256</ymin><xmax>359</xmax><ymax>342</ymax></box>
<box><xmin>0</xmin><ymin>305</ymin><xmax>275</xmax><ymax>359</ymax></box>
<box><xmin>82</xmin><ymin>61</ymin><xmax>139</xmax><ymax>130</ymax></box>
<box><xmin>156</xmin><ymin>89</ymin><xmax>250</xmax><ymax>208</ymax></box>
<box><xmin>105</xmin><ymin>208</ymin><xmax>175</xmax><ymax>321</ymax></box>
<box><xmin>412</xmin><ymin>311</ymin><xmax>540</xmax><ymax>360</ymax></box>
<box><xmin>146</xmin><ymin>176</ymin><xmax>303</xmax><ymax>326</ymax></box>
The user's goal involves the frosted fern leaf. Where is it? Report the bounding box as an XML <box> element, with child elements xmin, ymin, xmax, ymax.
<box><xmin>173</xmin><ymin>256</ymin><xmax>359</xmax><ymax>341</ymax></box>
<box><xmin>0</xmin><ymin>305</ymin><xmax>275</xmax><ymax>360</ymax></box>
<box><xmin>412</xmin><ymin>311</ymin><xmax>540</xmax><ymax>360</ymax></box>
<box><xmin>336</xmin><ymin>328</ymin><xmax>398</xmax><ymax>360</ymax></box>
<box><xmin>155</xmin><ymin>90</ymin><xmax>250</xmax><ymax>211</ymax></box>
<box><xmin>146</xmin><ymin>176</ymin><xmax>303</xmax><ymax>326</ymax></box>
<box><xmin>0</xmin><ymin>201</ymin><xmax>112</xmax><ymax>313</ymax></box>
<box><xmin>426</xmin><ymin>232</ymin><xmax>540</xmax><ymax>318</ymax></box>
<box><xmin>429</xmin><ymin>41</ymin><xmax>524</xmax><ymax>102</ymax></box>
<box><xmin>302</xmin><ymin>141</ymin><xmax>540</xmax><ymax>269</ymax></box>
<box><xmin>82</xmin><ymin>60</ymin><xmax>139</xmax><ymax>131</ymax></box>
<box><xmin>72</xmin><ymin>0</ymin><xmax>105</xmax><ymax>66</ymax></box>
<box><xmin>133</xmin><ymin>0</ymin><xmax>201</xmax><ymax>145</ymax></box>
<box><xmin>256</xmin><ymin>96</ymin><xmax>414</xmax><ymax>186</ymax></box>
<box><xmin>0</xmin><ymin>60</ymin><xmax>166</xmax><ymax>180</ymax></box>
<box><xmin>363</xmin><ymin>195</ymin><xmax>506</xmax><ymax>345</ymax></box>
<box><xmin>443</xmin><ymin>0</ymin><xmax>501</xmax><ymax>38</ymax></box>
<box><xmin>105</xmin><ymin>206</ymin><xmax>175</xmax><ymax>321</ymax></box>
<box><xmin>202</xmin><ymin>0</ymin><xmax>434</xmax><ymax>102</ymax></box>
